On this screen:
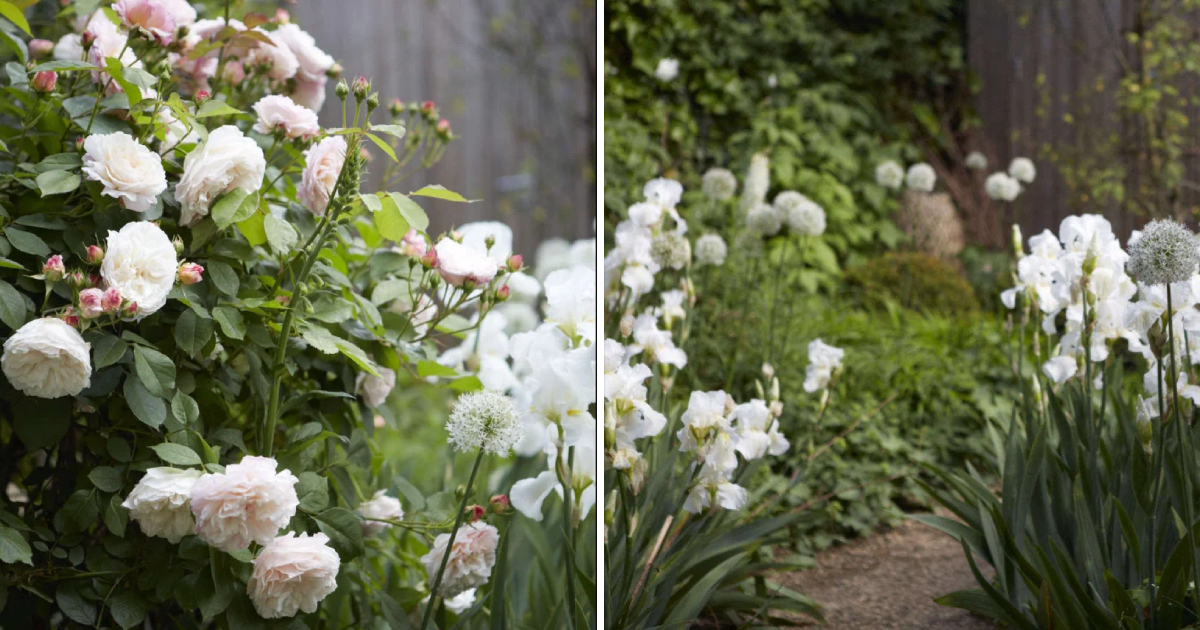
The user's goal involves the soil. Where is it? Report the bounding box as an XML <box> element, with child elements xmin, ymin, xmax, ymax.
<box><xmin>776</xmin><ymin>511</ymin><xmax>997</xmax><ymax>630</ymax></box>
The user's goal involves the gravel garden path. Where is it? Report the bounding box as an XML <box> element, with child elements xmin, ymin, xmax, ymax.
<box><xmin>778</xmin><ymin>511</ymin><xmax>996</xmax><ymax>629</ymax></box>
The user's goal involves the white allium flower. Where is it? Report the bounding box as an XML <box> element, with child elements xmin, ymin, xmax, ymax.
<box><xmin>421</xmin><ymin>522</ymin><xmax>500</xmax><ymax>597</ymax></box>
<box><xmin>121</xmin><ymin>467</ymin><xmax>202</xmax><ymax>543</ymax></box>
<box><xmin>804</xmin><ymin>339</ymin><xmax>844</xmax><ymax>393</ymax></box>
<box><xmin>1042</xmin><ymin>356</ymin><xmax>1078</xmax><ymax>384</ymax></box>
<box><xmin>355</xmin><ymin>367</ymin><xmax>395</xmax><ymax>409</ymax></box>
<box><xmin>248</xmin><ymin>532</ymin><xmax>340</xmax><ymax>619</ymax></box>
<box><xmin>446</xmin><ymin>391</ymin><xmax>523</xmax><ymax>456</ymax></box>
<box><xmin>176</xmin><ymin>125</ymin><xmax>266</xmax><ymax>226</ymax></box>
<box><xmin>101</xmin><ymin>221</ymin><xmax>178</xmax><ymax>316</ymax></box>
<box><xmin>702</xmin><ymin>168</ymin><xmax>738</xmax><ymax>200</ymax></box>
<box><xmin>650</xmin><ymin>232</ymin><xmax>691</xmax><ymax>270</ymax></box>
<box><xmin>2</xmin><ymin>318</ymin><xmax>91</xmax><ymax>399</ymax></box>
<box><xmin>965</xmin><ymin>151</ymin><xmax>988</xmax><ymax>170</ymax></box>
<box><xmin>273</xmin><ymin>23</ymin><xmax>335</xmax><ymax>83</ymax></box>
<box><xmin>1127</xmin><ymin>220</ymin><xmax>1200</xmax><ymax>286</ymax></box>
<box><xmin>985</xmin><ymin>172</ymin><xmax>1022</xmax><ymax>202</ymax></box>
<box><xmin>654</xmin><ymin>58</ymin><xmax>678</xmax><ymax>82</ymax></box>
<box><xmin>435</xmin><ymin>238</ymin><xmax>499</xmax><ymax>287</ymax></box>
<box><xmin>299</xmin><ymin>136</ymin><xmax>347</xmax><ymax>216</ymax></box>
<box><xmin>357</xmin><ymin>490</ymin><xmax>403</xmax><ymax>537</ymax></box>
<box><xmin>189</xmin><ymin>456</ymin><xmax>299</xmax><ymax>552</ymax></box>
<box><xmin>740</xmin><ymin>153</ymin><xmax>770</xmax><ymax>211</ymax></box>
<box><xmin>1009</xmin><ymin>157</ymin><xmax>1036</xmax><ymax>183</ymax></box>
<box><xmin>731</xmin><ymin>399</ymin><xmax>789</xmax><ymax>460</ymax></box>
<box><xmin>905</xmin><ymin>163</ymin><xmax>937</xmax><ymax>192</ymax></box>
<box><xmin>776</xmin><ymin>193</ymin><xmax>826</xmax><ymax>236</ymax></box>
<box><xmin>694</xmin><ymin>234</ymin><xmax>728</xmax><ymax>266</ymax></box>
<box><xmin>252</xmin><ymin>95</ymin><xmax>320</xmax><ymax>140</ymax></box>
<box><xmin>82</xmin><ymin>132</ymin><xmax>167</xmax><ymax>212</ymax></box>
<box><xmin>874</xmin><ymin>160</ymin><xmax>904</xmax><ymax>190</ymax></box>
<box><xmin>746</xmin><ymin>203</ymin><xmax>781</xmax><ymax>236</ymax></box>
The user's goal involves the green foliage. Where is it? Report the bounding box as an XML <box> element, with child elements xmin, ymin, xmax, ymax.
<box><xmin>844</xmin><ymin>252</ymin><xmax>980</xmax><ymax>316</ymax></box>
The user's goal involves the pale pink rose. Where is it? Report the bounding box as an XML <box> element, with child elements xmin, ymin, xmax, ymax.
<box><xmin>252</xmin><ymin>95</ymin><xmax>319</xmax><ymax>140</ymax></box>
<box><xmin>435</xmin><ymin>239</ymin><xmax>499</xmax><ymax>287</ymax></box>
<box><xmin>299</xmin><ymin>136</ymin><xmax>346</xmax><ymax>215</ymax></box>
<box><xmin>401</xmin><ymin>228</ymin><xmax>427</xmax><ymax>258</ymax></box>
<box><xmin>1</xmin><ymin>318</ymin><xmax>91</xmax><ymax>399</ymax></box>
<box><xmin>121</xmin><ymin>467</ymin><xmax>203</xmax><ymax>543</ymax></box>
<box><xmin>357</xmin><ymin>490</ymin><xmax>403</xmax><ymax>537</ymax></box>
<box><xmin>273</xmin><ymin>24</ymin><xmax>335</xmax><ymax>82</ymax></box>
<box><xmin>115</xmin><ymin>0</ymin><xmax>176</xmax><ymax>45</ymax></box>
<box><xmin>175</xmin><ymin>125</ymin><xmax>266</xmax><ymax>226</ymax></box>
<box><xmin>29</xmin><ymin>39</ymin><xmax>54</xmax><ymax>59</ymax></box>
<box><xmin>86</xmin><ymin>14</ymin><xmax>139</xmax><ymax>89</ymax></box>
<box><xmin>290</xmin><ymin>76</ymin><xmax>327</xmax><ymax>113</ymax></box>
<box><xmin>221</xmin><ymin>60</ymin><xmax>246</xmax><ymax>86</ymax></box>
<box><xmin>420</xmin><ymin>522</ymin><xmax>499</xmax><ymax>597</ymax></box>
<box><xmin>78</xmin><ymin>288</ymin><xmax>104</xmax><ymax>318</ymax></box>
<box><xmin>248</xmin><ymin>533</ymin><xmax>340</xmax><ymax>619</ymax></box>
<box><xmin>245</xmin><ymin>28</ymin><xmax>299</xmax><ymax>82</ymax></box>
<box><xmin>189</xmin><ymin>456</ymin><xmax>299</xmax><ymax>552</ymax></box>
<box><xmin>355</xmin><ymin>367</ymin><xmax>395</xmax><ymax>409</ymax></box>
<box><xmin>101</xmin><ymin>287</ymin><xmax>122</xmax><ymax>313</ymax></box>
<box><xmin>82</xmin><ymin>132</ymin><xmax>167</xmax><ymax>212</ymax></box>
<box><xmin>158</xmin><ymin>0</ymin><xmax>197</xmax><ymax>27</ymax></box>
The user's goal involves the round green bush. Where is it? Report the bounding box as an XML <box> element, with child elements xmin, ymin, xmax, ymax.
<box><xmin>845</xmin><ymin>252</ymin><xmax>980</xmax><ymax>316</ymax></box>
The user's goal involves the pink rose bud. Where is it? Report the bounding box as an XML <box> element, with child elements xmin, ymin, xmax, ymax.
<box><xmin>450</xmin><ymin>229</ymin><xmax>463</xmax><ymax>243</ymax></box>
<box><xmin>32</xmin><ymin>71</ymin><xmax>57</xmax><ymax>93</ymax></box>
<box><xmin>172</xmin><ymin>235</ymin><xmax>184</xmax><ymax>255</ymax></box>
<box><xmin>420</xmin><ymin>100</ymin><xmax>436</xmax><ymax>115</ymax></box>
<box><xmin>274</xmin><ymin>8</ymin><xmax>290</xmax><ymax>24</ymax></box>
<box><xmin>275</xmin><ymin>295</ymin><xmax>290</xmax><ymax>305</ymax></box>
<box><xmin>222</xmin><ymin>60</ymin><xmax>245</xmax><ymax>85</ymax></box>
<box><xmin>67</xmin><ymin>271</ymin><xmax>87</xmax><ymax>288</ymax></box>
<box><xmin>420</xmin><ymin>248</ymin><xmax>438</xmax><ymax>270</ymax></box>
<box><xmin>101</xmin><ymin>287</ymin><xmax>121</xmax><ymax>313</ymax></box>
<box><xmin>78</xmin><ymin>288</ymin><xmax>104</xmax><ymax>318</ymax></box>
<box><xmin>86</xmin><ymin>245</ymin><xmax>104</xmax><ymax>265</ymax></box>
<box><xmin>81</xmin><ymin>31</ymin><xmax>96</xmax><ymax>47</ymax></box>
<box><xmin>496</xmin><ymin>285</ymin><xmax>510</xmax><ymax>301</ymax></box>
<box><xmin>61</xmin><ymin>306</ymin><xmax>79</xmax><ymax>327</ymax></box>
<box><xmin>42</xmin><ymin>255</ymin><xmax>65</xmax><ymax>282</ymax></box>
<box><xmin>436</xmin><ymin>118</ymin><xmax>451</xmax><ymax>136</ymax></box>
<box><xmin>489</xmin><ymin>495</ymin><xmax>510</xmax><ymax>514</ymax></box>
<box><xmin>88</xmin><ymin>273</ymin><xmax>101</xmax><ymax>287</ymax></box>
<box><xmin>195</xmin><ymin>90</ymin><xmax>210</xmax><ymax>103</ymax></box>
<box><xmin>464</xmin><ymin>505</ymin><xmax>486</xmax><ymax>523</ymax></box>
<box><xmin>122</xmin><ymin>302</ymin><xmax>139</xmax><ymax>318</ymax></box>
<box><xmin>29</xmin><ymin>39</ymin><xmax>55</xmax><ymax>59</ymax></box>
<box><xmin>178</xmin><ymin>262</ymin><xmax>204</xmax><ymax>285</ymax></box>
<box><xmin>351</xmin><ymin>76</ymin><xmax>369</xmax><ymax>100</ymax></box>
<box><xmin>506</xmin><ymin>254</ymin><xmax>523</xmax><ymax>272</ymax></box>
<box><xmin>75</xmin><ymin>137</ymin><xmax>85</xmax><ymax>151</ymax></box>
<box><xmin>388</xmin><ymin>98</ymin><xmax>404</xmax><ymax>117</ymax></box>
<box><xmin>401</xmin><ymin>228</ymin><xmax>427</xmax><ymax>258</ymax></box>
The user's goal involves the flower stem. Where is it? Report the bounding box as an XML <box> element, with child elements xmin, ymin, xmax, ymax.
<box><xmin>419</xmin><ymin>449</ymin><xmax>485</xmax><ymax>630</ymax></box>
<box><xmin>560</xmin><ymin>445</ymin><xmax>578</xmax><ymax>630</ymax></box>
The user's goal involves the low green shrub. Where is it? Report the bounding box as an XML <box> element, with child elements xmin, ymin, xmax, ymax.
<box><xmin>845</xmin><ymin>252</ymin><xmax>981</xmax><ymax>316</ymax></box>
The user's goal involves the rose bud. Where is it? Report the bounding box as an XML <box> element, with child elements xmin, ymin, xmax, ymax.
<box><xmin>506</xmin><ymin>254</ymin><xmax>523</xmax><ymax>272</ymax></box>
<box><xmin>78</xmin><ymin>288</ymin><xmax>104</xmax><ymax>318</ymax></box>
<box><xmin>86</xmin><ymin>245</ymin><xmax>104</xmax><ymax>265</ymax></box>
<box><xmin>81</xmin><ymin>30</ymin><xmax>96</xmax><ymax>48</ymax></box>
<box><xmin>172</xmin><ymin>235</ymin><xmax>184</xmax><ymax>255</ymax></box>
<box><xmin>195</xmin><ymin>90</ymin><xmax>210</xmax><ymax>103</ymax></box>
<box><xmin>122</xmin><ymin>302</ymin><xmax>139</xmax><ymax>318</ymax></box>
<box><xmin>366</xmin><ymin>92</ymin><xmax>380</xmax><ymax>112</ymax></box>
<box><xmin>275</xmin><ymin>8</ymin><xmax>290</xmax><ymax>24</ymax></box>
<box><xmin>177</xmin><ymin>262</ymin><xmax>204</xmax><ymax>285</ymax></box>
<box><xmin>401</xmin><ymin>228</ymin><xmax>427</xmax><ymax>258</ymax></box>
<box><xmin>420</xmin><ymin>100</ymin><xmax>436</xmax><ymax>115</ymax></box>
<box><xmin>61</xmin><ymin>306</ymin><xmax>79</xmax><ymax>327</ymax></box>
<box><xmin>335</xmin><ymin>79</ymin><xmax>349</xmax><ymax>100</ymax></box>
<box><xmin>464</xmin><ymin>504</ymin><xmax>486</xmax><ymax>523</ymax></box>
<box><xmin>66</xmin><ymin>270</ymin><xmax>87</xmax><ymax>288</ymax></box>
<box><xmin>101</xmin><ymin>287</ymin><xmax>122</xmax><ymax>313</ymax></box>
<box><xmin>489</xmin><ymin>494</ymin><xmax>510</xmax><ymax>515</ymax></box>
<box><xmin>32</xmin><ymin>71</ymin><xmax>57</xmax><ymax>93</ymax></box>
<box><xmin>351</xmin><ymin>76</ymin><xmax>369</xmax><ymax>101</ymax></box>
<box><xmin>436</xmin><ymin>118</ymin><xmax>451</xmax><ymax>139</ymax></box>
<box><xmin>29</xmin><ymin>39</ymin><xmax>55</xmax><ymax>59</ymax></box>
<box><xmin>222</xmin><ymin>60</ymin><xmax>245</xmax><ymax>86</ymax></box>
<box><xmin>495</xmin><ymin>285</ymin><xmax>510</xmax><ymax>301</ymax></box>
<box><xmin>42</xmin><ymin>255</ymin><xmax>65</xmax><ymax>282</ymax></box>
<box><xmin>327</xmin><ymin>62</ymin><xmax>343</xmax><ymax>79</ymax></box>
<box><xmin>388</xmin><ymin>98</ymin><xmax>404</xmax><ymax>117</ymax></box>
<box><xmin>88</xmin><ymin>273</ymin><xmax>101</xmax><ymax>287</ymax></box>
<box><xmin>275</xmin><ymin>295</ymin><xmax>290</xmax><ymax>305</ymax></box>
<box><xmin>420</xmin><ymin>248</ymin><xmax>438</xmax><ymax>270</ymax></box>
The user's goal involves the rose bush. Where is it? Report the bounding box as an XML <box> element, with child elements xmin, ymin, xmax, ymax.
<box><xmin>0</xmin><ymin>0</ymin><xmax>594</xmax><ymax>627</ymax></box>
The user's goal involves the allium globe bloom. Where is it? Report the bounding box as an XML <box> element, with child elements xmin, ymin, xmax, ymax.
<box><xmin>746</xmin><ymin>203</ymin><xmax>781</xmax><ymax>236</ymax></box>
<box><xmin>189</xmin><ymin>456</ymin><xmax>299</xmax><ymax>552</ymax></box>
<box><xmin>299</xmin><ymin>136</ymin><xmax>347</xmax><ymax>216</ymax></box>
<box><xmin>248</xmin><ymin>532</ymin><xmax>340</xmax><ymax>619</ymax></box>
<box><xmin>435</xmin><ymin>238</ymin><xmax>499</xmax><ymax>287</ymax></box>
<box><xmin>985</xmin><ymin>172</ymin><xmax>1022</xmax><ymax>202</ymax></box>
<box><xmin>114</xmin><ymin>0</ymin><xmax>176</xmax><ymax>45</ymax></box>
<box><xmin>121</xmin><ymin>467</ymin><xmax>203</xmax><ymax>543</ymax></box>
<box><xmin>357</xmin><ymin>490</ymin><xmax>403</xmax><ymax>537</ymax></box>
<box><xmin>804</xmin><ymin>339</ymin><xmax>844</xmax><ymax>393</ymax></box>
<box><xmin>1126</xmin><ymin>219</ymin><xmax>1200</xmax><ymax>286</ymax></box>
<box><xmin>776</xmin><ymin>193</ymin><xmax>826</xmax><ymax>236</ymax></box>
<box><xmin>701</xmin><ymin>168</ymin><xmax>738</xmax><ymax>201</ymax></box>
<box><xmin>1009</xmin><ymin>157</ymin><xmax>1037</xmax><ymax>183</ymax></box>
<box><xmin>101</xmin><ymin>221</ymin><xmax>178</xmax><ymax>316</ymax></box>
<box><xmin>694</xmin><ymin>233</ymin><xmax>728</xmax><ymax>267</ymax></box>
<box><xmin>1</xmin><ymin>318</ymin><xmax>91</xmax><ymax>399</ymax></box>
<box><xmin>446</xmin><ymin>391</ymin><xmax>523</xmax><ymax>456</ymax></box>
<box><xmin>176</xmin><ymin>125</ymin><xmax>266</xmax><ymax>226</ymax></box>
<box><xmin>420</xmin><ymin>522</ymin><xmax>500</xmax><ymax>597</ymax></box>
<box><xmin>82</xmin><ymin>132</ymin><xmax>167</xmax><ymax>212</ymax></box>
<box><xmin>643</xmin><ymin>178</ymin><xmax>683</xmax><ymax>209</ymax></box>
<box><xmin>354</xmin><ymin>367</ymin><xmax>395</xmax><ymax>409</ymax></box>
<box><xmin>654</xmin><ymin>58</ymin><xmax>679</xmax><ymax>82</ymax></box>
<box><xmin>905</xmin><ymin>163</ymin><xmax>937</xmax><ymax>192</ymax></box>
<box><xmin>874</xmin><ymin>160</ymin><xmax>904</xmax><ymax>190</ymax></box>
<box><xmin>273</xmin><ymin>24</ymin><xmax>336</xmax><ymax>83</ymax></box>
<box><xmin>965</xmin><ymin>151</ymin><xmax>988</xmax><ymax>170</ymax></box>
<box><xmin>252</xmin><ymin>95</ymin><xmax>320</xmax><ymax>140</ymax></box>
<box><xmin>650</xmin><ymin>232</ymin><xmax>690</xmax><ymax>270</ymax></box>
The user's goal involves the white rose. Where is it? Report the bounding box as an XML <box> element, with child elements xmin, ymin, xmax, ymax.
<box><xmin>82</xmin><ymin>132</ymin><xmax>167</xmax><ymax>212</ymax></box>
<box><xmin>355</xmin><ymin>367</ymin><xmax>395</xmax><ymax>409</ymax></box>
<box><xmin>299</xmin><ymin>136</ymin><xmax>346</xmax><ymax>215</ymax></box>
<box><xmin>176</xmin><ymin>125</ymin><xmax>266</xmax><ymax>226</ymax></box>
<box><xmin>121</xmin><ymin>467</ymin><xmax>203</xmax><ymax>543</ymax></box>
<box><xmin>435</xmin><ymin>239</ymin><xmax>499</xmax><ymax>287</ymax></box>
<box><xmin>252</xmin><ymin>95</ymin><xmax>319</xmax><ymax>140</ymax></box>
<box><xmin>189</xmin><ymin>455</ymin><xmax>299</xmax><ymax>552</ymax></box>
<box><xmin>1</xmin><ymin>318</ymin><xmax>91</xmax><ymax>399</ymax></box>
<box><xmin>290</xmin><ymin>76</ymin><xmax>328</xmax><ymax>112</ymax></box>
<box><xmin>420</xmin><ymin>522</ymin><xmax>500</xmax><ymax>597</ymax></box>
<box><xmin>101</xmin><ymin>221</ymin><xmax>178</xmax><ymax>316</ymax></box>
<box><xmin>357</xmin><ymin>490</ymin><xmax>403</xmax><ymax>537</ymax></box>
<box><xmin>457</xmin><ymin>222</ymin><xmax>513</xmax><ymax>266</ymax></box>
<box><xmin>159</xmin><ymin>0</ymin><xmax>197</xmax><ymax>26</ymax></box>
<box><xmin>53</xmin><ymin>34</ymin><xmax>83</xmax><ymax>61</ymax></box>
<box><xmin>248</xmin><ymin>532</ymin><xmax>340</xmax><ymax>619</ymax></box>
<box><xmin>273</xmin><ymin>24</ymin><xmax>335</xmax><ymax>82</ymax></box>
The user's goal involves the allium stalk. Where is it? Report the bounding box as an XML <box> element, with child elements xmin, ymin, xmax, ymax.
<box><xmin>419</xmin><ymin>449</ymin><xmax>485</xmax><ymax>630</ymax></box>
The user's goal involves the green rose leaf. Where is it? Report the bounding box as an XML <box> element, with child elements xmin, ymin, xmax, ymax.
<box><xmin>211</xmin><ymin>189</ymin><xmax>258</xmax><ymax>229</ymax></box>
<box><xmin>35</xmin><ymin>170</ymin><xmax>81</xmax><ymax>196</ymax></box>
<box><xmin>133</xmin><ymin>345</ymin><xmax>176</xmax><ymax>398</ymax></box>
<box><xmin>0</xmin><ymin>280</ymin><xmax>27</xmax><ymax>331</ymax></box>
<box><xmin>124</xmin><ymin>376</ymin><xmax>166</xmax><ymax>429</ymax></box>
<box><xmin>175</xmin><ymin>310</ymin><xmax>213</xmax><ymax>357</ymax></box>
<box><xmin>88</xmin><ymin>466</ymin><xmax>124</xmax><ymax>493</ymax></box>
<box><xmin>0</xmin><ymin>527</ymin><xmax>32</xmax><ymax>565</ymax></box>
<box><xmin>150</xmin><ymin>443</ymin><xmax>202</xmax><ymax>467</ymax></box>
<box><xmin>313</xmin><ymin>507</ymin><xmax>364</xmax><ymax>560</ymax></box>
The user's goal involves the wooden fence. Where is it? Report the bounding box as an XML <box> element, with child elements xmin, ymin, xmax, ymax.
<box><xmin>289</xmin><ymin>0</ymin><xmax>597</xmax><ymax>254</ymax></box>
